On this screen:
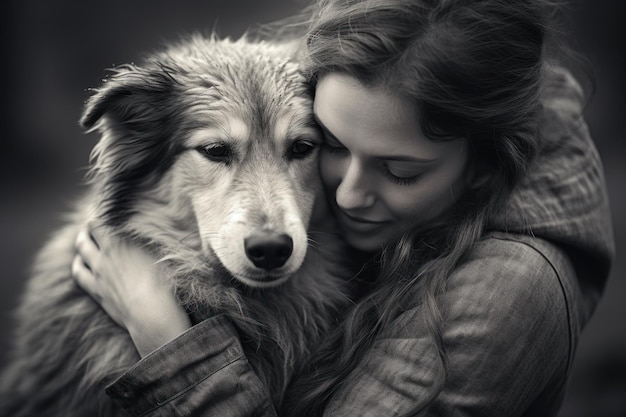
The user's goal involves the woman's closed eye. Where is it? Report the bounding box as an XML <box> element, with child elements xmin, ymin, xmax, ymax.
<box><xmin>382</xmin><ymin>161</ymin><xmax>425</xmax><ymax>185</ymax></box>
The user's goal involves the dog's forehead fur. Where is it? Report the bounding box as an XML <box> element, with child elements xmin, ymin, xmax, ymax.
<box><xmin>152</xmin><ymin>36</ymin><xmax>312</xmax><ymax>141</ymax></box>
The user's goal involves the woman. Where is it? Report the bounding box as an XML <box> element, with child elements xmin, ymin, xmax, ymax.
<box><xmin>72</xmin><ymin>0</ymin><xmax>614</xmax><ymax>415</ymax></box>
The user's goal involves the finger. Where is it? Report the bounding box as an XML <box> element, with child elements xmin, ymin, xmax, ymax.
<box><xmin>75</xmin><ymin>228</ymin><xmax>101</xmax><ymax>270</ymax></box>
<box><xmin>71</xmin><ymin>255</ymin><xmax>96</xmax><ymax>293</ymax></box>
<box><xmin>85</xmin><ymin>221</ymin><xmax>101</xmax><ymax>250</ymax></box>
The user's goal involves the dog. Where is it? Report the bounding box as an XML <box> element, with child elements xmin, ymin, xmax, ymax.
<box><xmin>0</xmin><ymin>35</ymin><xmax>353</xmax><ymax>416</ymax></box>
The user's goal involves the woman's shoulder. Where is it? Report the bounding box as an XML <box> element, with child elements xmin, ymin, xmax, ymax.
<box><xmin>378</xmin><ymin>232</ymin><xmax>575</xmax><ymax>411</ymax></box>
<box><xmin>424</xmin><ymin>236</ymin><xmax>576</xmax><ymax>415</ymax></box>
<box><xmin>451</xmin><ymin>231</ymin><xmax>574</xmax><ymax>295</ymax></box>
<box><xmin>444</xmin><ymin>231</ymin><xmax>576</xmax><ymax>325</ymax></box>
<box><xmin>392</xmin><ymin>232</ymin><xmax>576</xmax><ymax>336</ymax></box>
<box><xmin>438</xmin><ymin>231</ymin><xmax>576</xmax><ymax>363</ymax></box>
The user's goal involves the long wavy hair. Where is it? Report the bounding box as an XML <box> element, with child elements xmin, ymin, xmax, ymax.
<box><xmin>266</xmin><ymin>0</ymin><xmax>587</xmax><ymax>414</ymax></box>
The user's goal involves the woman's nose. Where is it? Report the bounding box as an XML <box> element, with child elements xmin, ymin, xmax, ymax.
<box><xmin>335</xmin><ymin>161</ymin><xmax>375</xmax><ymax>210</ymax></box>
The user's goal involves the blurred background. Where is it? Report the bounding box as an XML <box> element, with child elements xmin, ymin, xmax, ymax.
<box><xmin>1</xmin><ymin>0</ymin><xmax>624</xmax><ymax>415</ymax></box>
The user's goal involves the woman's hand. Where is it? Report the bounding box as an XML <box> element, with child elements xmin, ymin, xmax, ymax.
<box><xmin>72</xmin><ymin>225</ymin><xmax>191</xmax><ymax>357</ymax></box>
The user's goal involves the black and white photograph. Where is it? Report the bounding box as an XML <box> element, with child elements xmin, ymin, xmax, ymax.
<box><xmin>1</xmin><ymin>1</ymin><xmax>624</xmax><ymax>415</ymax></box>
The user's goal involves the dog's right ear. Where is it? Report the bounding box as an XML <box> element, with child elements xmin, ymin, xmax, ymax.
<box><xmin>80</xmin><ymin>63</ymin><xmax>183</xmax><ymax>225</ymax></box>
<box><xmin>80</xmin><ymin>63</ymin><xmax>177</xmax><ymax>131</ymax></box>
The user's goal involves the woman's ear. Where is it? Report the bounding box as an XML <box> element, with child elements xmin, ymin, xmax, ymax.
<box><xmin>467</xmin><ymin>174</ymin><xmax>490</xmax><ymax>190</ymax></box>
<box><xmin>463</xmin><ymin>149</ymin><xmax>490</xmax><ymax>191</ymax></box>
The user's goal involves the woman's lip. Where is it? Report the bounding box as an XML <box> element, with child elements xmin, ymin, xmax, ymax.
<box><xmin>340</xmin><ymin>211</ymin><xmax>388</xmax><ymax>225</ymax></box>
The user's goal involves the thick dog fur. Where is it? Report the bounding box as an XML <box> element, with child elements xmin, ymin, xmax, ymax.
<box><xmin>0</xmin><ymin>35</ymin><xmax>352</xmax><ymax>416</ymax></box>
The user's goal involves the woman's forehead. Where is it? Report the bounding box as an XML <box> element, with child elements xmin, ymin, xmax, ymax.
<box><xmin>314</xmin><ymin>73</ymin><xmax>465</xmax><ymax>160</ymax></box>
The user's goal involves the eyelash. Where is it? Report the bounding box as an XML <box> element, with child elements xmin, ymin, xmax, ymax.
<box><xmin>382</xmin><ymin>165</ymin><xmax>423</xmax><ymax>186</ymax></box>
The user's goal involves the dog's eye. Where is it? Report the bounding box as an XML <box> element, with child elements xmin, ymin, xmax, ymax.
<box><xmin>197</xmin><ymin>143</ymin><xmax>232</xmax><ymax>164</ymax></box>
<box><xmin>289</xmin><ymin>139</ymin><xmax>316</xmax><ymax>160</ymax></box>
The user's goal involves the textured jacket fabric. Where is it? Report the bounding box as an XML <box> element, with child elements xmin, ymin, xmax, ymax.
<box><xmin>105</xmin><ymin>66</ymin><xmax>614</xmax><ymax>416</ymax></box>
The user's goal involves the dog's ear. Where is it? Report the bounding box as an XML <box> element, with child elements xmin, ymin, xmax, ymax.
<box><xmin>81</xmin><ymin>63</ymin><xmax>183</xmax><ymax>225</ymax></box>
<box><xmin>80</xmin><ymin>63</ymin><xmax>179</xmax><ymax>132</ymax></box>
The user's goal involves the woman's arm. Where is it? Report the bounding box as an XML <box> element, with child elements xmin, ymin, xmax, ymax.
<box><xmin>73</xmin><ymin>228</ymin><xmax>572</xmax><ymax>417</ymax></box>
<box><xmin>105</xmin><ymin>315</ymin><xmax>276</xmax><ymax>416</ymax></box>
<box><xmin>73</xmin><ymin>227</ymin><xmax>192</xmax><ymax>358</ymax></box>
<box><xmin>73</xmin><ymin>227</ymin><xmax>277</xmax><ymax>416</ymax></box>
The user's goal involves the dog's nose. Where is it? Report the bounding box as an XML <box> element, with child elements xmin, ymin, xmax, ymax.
<box><xmin>244</xmin><ymin>232</ymin><xmax>293</xmax><ymax>270</ymax></box>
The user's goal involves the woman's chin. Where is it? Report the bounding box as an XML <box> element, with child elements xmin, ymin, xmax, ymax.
<box><xmin>342</xmin><ymin>230</ymin><xmax>387</xmax><ymax>253</ymax></box>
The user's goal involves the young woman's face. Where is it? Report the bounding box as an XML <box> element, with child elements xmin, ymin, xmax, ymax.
<box><xmin>314</xmin><ymin>73</ymin><xmax>469</xmax><ymax>252</ymax></box>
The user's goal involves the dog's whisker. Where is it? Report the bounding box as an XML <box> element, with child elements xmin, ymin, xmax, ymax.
<box><xmin>306</xmin><ymin>237</ymin><xmax>321</xmax><ymax>250</ymax></box>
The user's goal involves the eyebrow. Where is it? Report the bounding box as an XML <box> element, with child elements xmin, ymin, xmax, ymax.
<box><xmin>314</xmin><ymin>113</ymin><xmax>441</xmax><ymax>164</ymax></box>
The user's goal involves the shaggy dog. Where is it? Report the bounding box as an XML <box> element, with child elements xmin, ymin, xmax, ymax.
<box><xmin>0</xmin><ymin>35</ymin><xmax>352</xmax><ymax>416</ymax></box>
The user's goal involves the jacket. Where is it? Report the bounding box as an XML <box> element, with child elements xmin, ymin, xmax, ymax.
<box><xmin>105</xmin><ymin>66</ymin><xmax>615</xmax><ymax>417</ymax></box>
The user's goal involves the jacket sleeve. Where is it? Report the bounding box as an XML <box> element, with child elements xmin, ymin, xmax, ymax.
<box><xmin>323</xmin><ymin>236</ymin><xmax>573</xmax><ymax>417</ymax></box>
<box><xmin>105</xmin><ymin>314</ymin><xmax>277</xmax><ymax>417</ymax></box>
<box><xmin>105</xmin><ymin>238</ymin><xmax>573</xmax><ymax>417</ymax></box>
